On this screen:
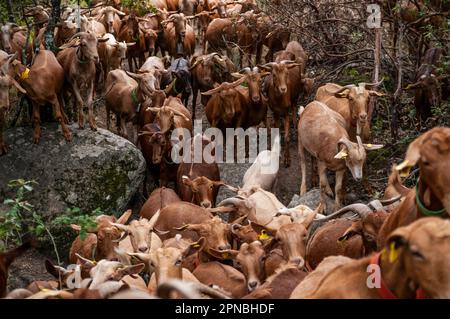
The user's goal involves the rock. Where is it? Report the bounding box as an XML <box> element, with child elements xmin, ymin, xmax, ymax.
<box><xmin>0</xmin><ymin>123</ymin><xmax>146</xmax><ymax>221</ymax></box>
<box><xmin>288</xmin><ymin>188</ymin><xmax>336</xmax><ymax>215</ymax></box>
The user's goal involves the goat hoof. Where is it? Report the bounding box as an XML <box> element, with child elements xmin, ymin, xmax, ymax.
<box><xmin>64</xmin><ymin>132</ymin><xmax>73</xmax><ymax>142</ymax></box>
<box><xmin>33</xmin><ymin>137</ymin><xmax>41</xmax><ymax>144</ymax></box>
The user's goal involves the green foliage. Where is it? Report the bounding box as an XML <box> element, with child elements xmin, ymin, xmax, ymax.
<box><xmin>52</xmin><ymin>207</ymin><xmax>103</xmax><ymax>240</ymax></box>
<box><xmin>0</xmin><ymin>179</ymin><xmax>37</xmax><ymax>249</ymax></box>
<box><xmin>1</xmin><ymin>179</ymin><xmax>103</xmax><ymax>251</ymax></box>
<box><xmin>120</xmin><ymin>0</ymin><xmax>157</xmax><ymax>16</ymax></box>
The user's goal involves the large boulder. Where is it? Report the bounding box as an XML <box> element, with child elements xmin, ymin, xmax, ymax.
<box><xmin>288</xmin><ymin>188</ymin><xmax>336</xmax><ymax>215</ymax></box>
<box><xmin>0</xmin><ymin>123</ymin><xmax>146</xmax><ymax>220</ymax></box>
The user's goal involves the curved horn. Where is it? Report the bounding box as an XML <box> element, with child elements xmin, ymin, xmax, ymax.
<box><xmin>326</xmin><ymin>84</ymin><xmax>356</xmax><ymax>95</ymax></box>
<box><xmin>356</xmin><ymin>135</ymin><xmax>363</xmax><ymax>148</ymax></box>
<box><xmin>68</xmin><ymin>31</ymin><xmax>87</xmax><ymax>42</ymax></box>
<box><xmin>320</xmin><ymin>203</ymin><xmax>372</xmax><ymax>222</ymax></box>
<box><xmin>218</xmin><ymin>197</ymin><xmax>244</xmax><ymax>207</ymax></box>
<box><xmin>358</xmin><ymin>78</ymin><xmax>384</xmax><ymax>88</ymax></box>
<box><xmin>337</xmin><ymin>137</ymin><xmax>353</xmax><ymax>152</ymax></box>
<box><xmin>379</xmin><ymin>195</ymin><xmax>402</xmax><ymax>206</ymax></box>
<box><xmin>110</xmin><ymin>223</ymin><xmax>129</xmax><ymax>233</ymax></box>
<box><xmin>239</xmin><ymin>67</ymin><xmax>251</xmax><ymax>74</ymax></box>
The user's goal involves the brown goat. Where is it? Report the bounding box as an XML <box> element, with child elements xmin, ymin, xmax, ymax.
<box><xmin>140</xmin><ymin>187</ymin><xmax>181</xmax><ymax>220</ymax></box>
<box><xmin>315</xmin><ymin>82</ymin><xmax>384</xmax><ymax>141</ymax></box>
<box><xmin>243</xmin><ymin>264</ymin><xmax>307</xmax><ymax>299</ymax></box>
<box><xmin>203</xmin><ymin>77</ymin><xmax>247</xmax><ymax>131</ymax></box>
<box><xmin>69</xmin><ymin>210</ymin><xmax>132</xmax><ymax>263</ymax></box>
<box><xmin>0</xmin><ymin>53</ymin><xmax>26</xmax><ymax>155</ymax></box>
<box><xmin>0</xmin><ymin>241</ymin><xmax>33</xmax><ymax>297</ymax></box>
<box><xmin>160</xmin><ymin>13</ymin><xmax>196</xmax><ymax>58</ymax></box>
<box><xmin>291</xmin><ymin>217</ymin><xmax>450</xmax><ymax>298</ymax></box>
<box><xmin>8</xmin><ymin>50</ymin><xmax>72</xmax><ymax>144</ymax></box>
<box><xmin>190</xmin><ymin>52</ymin><xmax>236</xmax><ymax>119</ymax></box>
<box><xmin>378</xmin><ymin>127</ymin><xmax>450</xmax><ymax>248</ymax></box>
<box><xmin>193</xmin><ymin>261</ymin><xmax>248</xmax><ymax>298</ymax></box>
<box><xmin>118</xmin><ymin>14</ymin><xmax>147</xmax><ymax>71</ymax></box>
<box><xmin>57</xmin><ymin>32</ymin><xmax>107</xmax><ymax>130</ymax></box>
<box><xmin>298</xmin><ymin>101</ymin><xmax>383</xmax><ymax>209</ymax></box>
<box><xmin>260</xmin><ymin>43</ymin><xmax>304</xmax><ymax>167</ymax></box>
<box><xmin>176</xmin><ymin>135</ymin><xmax>225</xmax><ymax>208</ymax></box>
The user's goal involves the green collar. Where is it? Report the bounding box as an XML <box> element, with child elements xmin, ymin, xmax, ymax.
<box><xmin>131</xmin><ymin>88</ymin><xmax>140</xmax><ymax>111</ymax></box>
<box><xmin>172</xmin><ymin>78</ymin><xmax>179</xmax><ymax>95</ymax></box>
<box><xmin>415</xmin><ymin>179</ymin><xmax>446</xmax><ymax>216</ymax></box>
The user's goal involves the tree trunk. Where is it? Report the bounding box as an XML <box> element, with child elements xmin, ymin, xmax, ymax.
<box><xmin>44</xmin><ymin>0</ymin><xmax>62</xmax><ymax>52</ymax></box>
<box><xmin>6</xmin><ymin>0</ymin><xmax>15</xmax><ymax>23</ymax></box>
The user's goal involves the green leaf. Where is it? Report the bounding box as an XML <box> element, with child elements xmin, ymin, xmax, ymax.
<box><xmin>3</xmin><ymin>199</ymin><xmax>15</xmax><ymax>205</ymax></box>
<box><xmin>80</xmin><ymin>230</ymin><xmax>87</xmax><ymax>241</ymax></box>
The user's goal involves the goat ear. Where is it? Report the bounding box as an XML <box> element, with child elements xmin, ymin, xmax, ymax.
<box><xmin>250</xmin><ymin>221</ymin><xmax>276</xmax><ymax>240</ymax></box>
<box><xmin>117</xmin><ymin>209</ymin><xmax>132</xmax><ymax>224</ymax></box>
<box><xmin>183</xmin><ymin>237</ymin><xmax>206</xmax><ymax>258</ymax></box>
<box><xmin>120</xmin><ymin>263</ymin><xmax>145</xmax><ymax>276</ymax></box>
<box><xmin>335</xmin><ymin>91</ymin><xmax>349</xmax><ymax>98</ymax></box>
<box><xmin>207</xmin><ymin>247</ymin><xmax>239</xmax><ymax>260</ymax></box>
<box><xmin>337</xmin><ymin>221</ymin><xmax>363</xmax><ymax>243</ymax></box>
<box><xmin>386</xmin><ymin>226</ymin><xmax>410</xmax><ymax>263</ymax></box>
<box><xmin>363</xmin><ymin>143</ymin><xmax>384</xmax><ymax>151</ymax></box>
<box><xmin>334</xmin><ymin>148</ymin><xmax>348</xmax><ymax>160</ymax></box>
<box><xmin>395</xmin><ymin>130</ymin><xmax>431</xmax><ymax>176</ymax></box>
<box><xmin>181</xmin><ymin>175</ymin><xmax>193</xmax><ymax>187</ymax></box>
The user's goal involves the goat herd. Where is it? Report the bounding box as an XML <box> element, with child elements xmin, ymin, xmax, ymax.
<box><xmin>1</xmin><ymin>0</ymin><xmax>450</xmax><ymax>300</ymax></box>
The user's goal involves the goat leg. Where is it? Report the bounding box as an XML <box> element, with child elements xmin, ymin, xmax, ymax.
<box><xmin>32</xmin><ymin>101</ymin><xmax>42</xmax><ymax>144</ymax></box>
<box><xmin>318</xmin><ymin>160</ymin><xmax>330</xmax><ymax>212</ymax></box>
<box><xmin>298</xmin><ymin>131</ymin><xmax>307</xmax><ymax>196</ymax></box>
<box><xmin>87</xmin><ymin>83</ymin><xmax>97</xmax><ymax>131</ymax></box>
<box><xmin>0</xmin><ymin>109</ymin><xmax>8</xmax><ymax>155</ymax></box>
<box><xmin>72</xmin><ymin>84</ymin><xmax>85</xmax><ymax>129</ymax></box>
<box><xmin>52</xmin><ymin>96</ymin><xmax>72</xmax><ymax>142</ymax></box>
<box><xmin>283</xmin><ymin>114</ymin><xmax>290</xmax><ymax>167</ymax></box>
<box><xmin>334</xmin><ymin>170</ymin><xmax>345</xmax><ymax>210</ymax></box>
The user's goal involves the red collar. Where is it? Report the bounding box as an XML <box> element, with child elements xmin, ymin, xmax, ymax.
<box><xmin>370</xmin><ymin>253</ymin><xmax>426</xmax><ymax>299</ymax></box>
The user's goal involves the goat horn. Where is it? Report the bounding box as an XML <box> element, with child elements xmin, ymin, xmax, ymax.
<box><xmin>358</xmin><ymin>78</ymin><xmax>384</xmax><ymax>88</ymax></box>
<box><xmin>379</xmin><ymin>195</ymin><xmax>402</xmax><ymax>206</ymax></box>
<box><xmin>326</xmin><ymin>84</ymin><xmax>356</xmax><ymax>95</ymax></box>
<box><xmin>218</xmin><ymin>197</ymin><xmax>244</xmax><ymax>207</ymax></box>
<box><xmin>320</xmin><ymin>203</ymin><xmax>372</xmax><ymax>222</ymax></box>
<box><xmin>239</xmin><ymin>67</ymin><xmax>251</xmax><ymax>74</ymax></box>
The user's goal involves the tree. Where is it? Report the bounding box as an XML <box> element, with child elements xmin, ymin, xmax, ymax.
<box><xmin>44</xmin><ymin>0</ymin><xmax>62</xmax><ymax>52</ymax></box>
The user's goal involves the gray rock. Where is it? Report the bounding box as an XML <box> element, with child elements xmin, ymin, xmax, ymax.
<box><xmin>0</xmin><ymin>123</ymin><xmax>146</xmax><ymax>220</ymax></box>
<box><xmin>288</xmin><ymin>188</ymin><xmax>336</xmax><ymax>215</ymax></box>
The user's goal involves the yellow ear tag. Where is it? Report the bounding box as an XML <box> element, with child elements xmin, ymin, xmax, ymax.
<box><xmin>395</xmin><ymin>160</ymin><xmax>411</xmax><ymax>177</ymax></box>
<box><xmin>21</xmin><ymin>68</ymin><xmax>30</xmax><ymax>80</ymax></box>
<box><xmin>258</xmin><ymin>230</ymin><xmax>270</xmax><ymax>241</ymax></box>
<box><xmin>367</xmin><ymin>144</ymin><xmax>373</xmax><ymax>148</ymax></box>
<box><xmin>389</xmin><ymin>242</ymin><xmax>398</xmax><ymax>263</ymax></box>
<box><xmin>41</xmin><ymin>288</ymin><xmax>49</xmax><ymax>292</ymax></box>
<box><xmin>221</xmin><ymin>252</ymin><xmax>229</xmax><ymax>259</ymax></box>
<box><xmin>193</xmin><ymin>244</ymin><xmax>200</xmax><ymax>248</ymax></box>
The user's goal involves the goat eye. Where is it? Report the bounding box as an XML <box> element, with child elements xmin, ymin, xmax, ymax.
<box><xmin>422</xmin><ymin>159</ymin><xmax>430</xmax><ymax>166</ymax></box>
<box><xmin>410</xmin><ymin>247</ymin><xmax>425</xmax><ymax>260</ymax></box>
<box><xmin>175</xmin><ymin>259</ymin><xmax>182</xmax><ymax>266</ymax></box>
